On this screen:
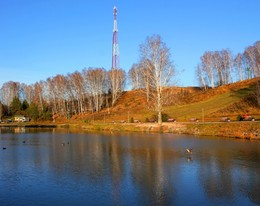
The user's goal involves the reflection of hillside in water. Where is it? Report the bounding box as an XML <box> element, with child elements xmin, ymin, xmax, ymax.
<box><xmin>0</xmin><ymin>130</ymin><xmax>259</xmax><ymax>205</ymax></box>
<box><xmin>48</xmin><ymin>133</ymin><xmax>260</xmax><ymax>205</ymax></box>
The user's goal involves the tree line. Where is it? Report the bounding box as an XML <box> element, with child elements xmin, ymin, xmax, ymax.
<box><xmin>0</xmin><ymin>36</ymin><xmax>259</xmax><ymax>122</ymax></box>
<box><xmin>0</xmin><ymin>68</ymin><xmax>125</xmax><ymax>121</ymax></box>
<box><xmin>196</xmin><ymin>41</ymin><xmax>260</xmax><ymax>89</ymax></box>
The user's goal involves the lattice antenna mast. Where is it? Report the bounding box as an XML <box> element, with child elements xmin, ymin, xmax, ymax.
<box><xmin>112</xmin><ymin>6</ymin><xmax>120</xmax><ymax>69</ymax></box>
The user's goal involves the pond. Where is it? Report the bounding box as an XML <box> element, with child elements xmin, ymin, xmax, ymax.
<box><xmin>0</xmin><ymin>127</ymin><xmax>259</xmax><ymax>205</ymax></box>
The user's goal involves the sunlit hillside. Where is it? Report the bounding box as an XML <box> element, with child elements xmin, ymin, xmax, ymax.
<box><xmin>70</xmin><ymin>78</ymin><xmax>260</xmax><ymax>123</ymax></box>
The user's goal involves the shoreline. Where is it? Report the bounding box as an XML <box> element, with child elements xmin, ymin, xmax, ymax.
<box><xmin>1</xmin><ymin>121</ymin><xmax>259</xmax><ymax>140</ymax></box>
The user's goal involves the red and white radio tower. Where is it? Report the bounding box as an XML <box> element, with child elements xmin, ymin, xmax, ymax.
<box><xmin>112</xmin><ymin>6</ymin><xmax>120</xmax><ymax>70</ymax></box>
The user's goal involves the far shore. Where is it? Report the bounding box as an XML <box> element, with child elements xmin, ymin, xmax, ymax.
<box><xmin>1</xmin><ymin>121</ymin><xmax>259</xmax><ymax>140</ymax></box>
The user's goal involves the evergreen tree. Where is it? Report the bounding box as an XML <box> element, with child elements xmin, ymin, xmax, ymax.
<box><xmin>10</xmin><ymin>96</ymin><xmax>22</xmax><ymax>115</ymax></box>
<box><xmin>26</xmin><ymin>103</ymin><xmax>39</xmax><ymax>121</ymax></box>
<box><xmin>22</xmin><ymin>100</ymin><xmax>29</xmax><ymax>111</ymax></box>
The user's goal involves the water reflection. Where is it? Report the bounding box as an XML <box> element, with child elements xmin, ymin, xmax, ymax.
<box><xmin>0</xmin><ymin>128</ymin><xmax>259</xmax><ymax>205</ymax></box>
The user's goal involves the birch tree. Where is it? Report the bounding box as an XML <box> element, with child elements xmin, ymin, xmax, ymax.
<box><xmin>254</xmin><ymin>41</ymin><xmax>260</xmax><ymax>74</ymax></box>
<box><xmin>84</xmin><ymin>67</ymin><xmax>107</xmax><ymax>112</ymax></box>
<box><xmin>0</xmin><ymin>81</ymin><xmax>20</xmax><ymax>113</ymax></box>
<box><xmin>244</xmin><ymin>46</ymin><xmax>259</xmax><ymax>78</ymax></box>
<box><xmin>108</xmin><ymin>68</ymin><xmax>125</xmax><ymax>106</ymax></box>
<box><xmin>196</xmin><ymin>64</ymin><xmax>208</xmax><ymax>90</ymax></box>
<box><xmin>234</xmin><ymin>53</ymin><xmax>246</xmax><ymax>81</ymax></box>
<box><xmin>128</xmin><ymin>63</ymin><xmax>143</xmax><ymax>90</ymax></box>
<box><xmin>213</xmin><ymin>51</ymin><xmax>223</xmax><ymax>86</ymax></box>
<box><xmin>33</xmin><ymin>81</ymin><xmax>45</xmax><ymax>113</ymax></box>
<box><xmin>201</xmin><ymin>52</ymin><xmax>215</xmax><ymax>88</ymax></box>
<box><xmin>139</xmin><ymin>35</ymin><xmax>175</xmax><ymax>124</ymax></box>
<box><xmin>20</xmin><ymin>83</ymin><xmax>34</xmax><ymax>104</ymax></box>
<box><xmin>67</xmin><ymin>71</ymin><xmax>86</xmax><ymax>114</ymax></box>
<box><xmin>221</xmin><ymin>49</ymin><xmax>233</xmax><ymax>84</ymax></box>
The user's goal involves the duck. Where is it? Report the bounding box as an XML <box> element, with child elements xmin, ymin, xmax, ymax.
<box><xmin>22</xmin><ymin>140</ymin><xmax>26</xmax><ymax>143</ymax></box>
<box><xmin>186</xmin><ymin>148</ymin><xmax>192</xmax><ymax>154</ymax></box>
<box><xmin>3</xmin><ymin>147</ymin><xmax>6</xmax><ymax>150</ymax></box>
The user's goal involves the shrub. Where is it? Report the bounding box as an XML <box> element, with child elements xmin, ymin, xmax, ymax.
<box><xmin>162</xmin><ymin>113</ymin><xmax>169</xmax><ymax>122</ymax></box>
<box><xmin>237</xmin><ymin>115</ymin><xmax>243</xmax><ymax>121</ymax></box>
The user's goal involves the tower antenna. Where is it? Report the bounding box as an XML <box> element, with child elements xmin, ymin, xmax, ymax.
<box><xmin>112</xmin><ymin>6</ymin><xmax>120</xmax><ymax>69</ymax></box>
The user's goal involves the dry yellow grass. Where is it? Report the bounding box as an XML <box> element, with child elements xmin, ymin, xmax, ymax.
<box><xmin>65</xmin><ymin>77</ymin><xmax>260</xmax><ymax>124</ymax></box>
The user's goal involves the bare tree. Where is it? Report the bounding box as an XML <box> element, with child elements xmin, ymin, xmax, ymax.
<box><xmin>244</xmin><ymin>46</ymin><xmax>259</xmax><ymax>78</ymax></box>
<box><xmin>213</xmin><ymin>51</ymin><xmax>224</xmax><ymax>86</ymax></box>
<box><xmin>196</xmin><ymin>64</ymin><xmax>208</xmax><ymax>90</ymax></box>
<box><xmin>33</xmin><ymin>81</ymin><xmax>45</xmax><ymax>113</ymax></box>
<box><xmin>201</xmin><ymin>52</ymin><xmax>215</xmax><ymax>88</ymax></box>
<box><xmin>221</xmin><ymin>49</ymin><xmax>233</xmax><ymax>84</ymax></box>
<box><xmin>139</xmin><ymin>35</ymin><xmax>175</xmax><ymax>124</ymax></box>
<box><xmin>128</xmin><ymin>63</ymin><xmax>144</xmax><ymax>90</ymax></box>
<box><xmin>20</xmin><ymin>83</ymin><xmax>34</xmax><ymax>104</ymax></box>
<box><xmin>234</xmin><ymin>53</ymin><xmax>243</xmax><ymax>81</ymax></box>
<box><xmin>46</xmin><ymin>76</ymin><xmax>69</xmax><ymax>116</ymax></box>
<box><xmin>108</xmin><ymin>68</ymin><xmax>125</xmax><ymax>106</ymax></box>
<box><xmin>84</xmin><ymin>67</ymin><xmax>107</xmax><ymax>112</ymax></box>
<box><xmin>254</xmin><ymin>41</ymin><xmax>260</xmax><ymax>73</ymax></box>
<box><xmin>141</xmin><ymin>60</ymin><xmax>155</xmax><ymax>102</ymax></box>
<box><xmin>0</xmin><ymin>81</ymin><xmax>20</xmax><ymax>113</ymax></box>
<box><xmin>54</xmin><ymin>75</ymin><xmax>70</xmax><ymax>116</ymax></box>
<box><xmin>67</xmin><ymin>71</ymin><xmax>86</xmax><ymax>114</ymax></box>
<box><xmin>198</xmin><ymin>49</ymin><xmax>234</xmax><ymax>87</ymax></box>
<box><xmin>46</xmin><ymin>77</ymin><xmax>57</xmax><ymax>115</ymax></box>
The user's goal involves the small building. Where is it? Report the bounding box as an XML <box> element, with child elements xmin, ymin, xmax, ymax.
<box><xmin>14</xmin><ymin>115</ymin><xmax>29</xmax><ymax>122</ymax></box>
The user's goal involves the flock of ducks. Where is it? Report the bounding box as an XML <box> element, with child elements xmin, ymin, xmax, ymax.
<box><xmin>3</xmin><ymin>142</ymin><xmax>192</xmax><ymax>163</ymax></box>
<box><xmin>2</xmin><ymin>140</ymin><xmax>27</xmax><ymax>150</ymax></box>
<box><xmin>2</xmin><ymin>140</ymin><xmax>71</xmax><ymax>150</ymax></box>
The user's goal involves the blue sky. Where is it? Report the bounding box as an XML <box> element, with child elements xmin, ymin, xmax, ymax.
<box><xmin>0</xmin><ymin>0</ymin><xmax>259</xmax><ymax>88</ymax></box>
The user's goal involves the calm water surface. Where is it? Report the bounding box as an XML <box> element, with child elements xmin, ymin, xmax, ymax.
<box><xmin>0</xmin><ymin>127</ymin><xmax>259</xmax><ymax>205</ymax></box>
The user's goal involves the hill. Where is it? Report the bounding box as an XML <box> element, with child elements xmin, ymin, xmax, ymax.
<box><xmin>68</xmin><ymin>78</ymin><xmax>260</xmax><ymax>123</ymax></box>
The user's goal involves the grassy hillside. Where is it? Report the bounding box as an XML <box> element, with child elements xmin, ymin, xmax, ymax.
<box><xmin>69</xmin><ymin>78</ymin><xmax>260</xmax><ymax>123</ymax></box>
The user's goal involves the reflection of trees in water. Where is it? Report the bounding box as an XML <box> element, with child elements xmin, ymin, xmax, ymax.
<box><xmin>1</xmin><ymin>131</ymin><xmax>260</xmax><ymax>205</ymax></box>
<box><xmin>127</xmin><ymin>136</ymin><xmax>179</xmax><ymax>205</ymax></box>
<box><xmin>48</xmin><ymin>134</ymin><xmax>122</xmax><ymax>182</ymax></box>
<box><xmin>198</xmin><ymin>153</ymin><xmax>234</xmax><ymax>200</ymax></box>
<box><xmin>47</xmin><ymin>133</ymin><xmax>181</xmax><ymax>205</ymax></box>
<box><xmin>235</xmin><ymin>150</ymin><xmax>260</xmax><ymax>205</ymax></box>
<box><xmin>198</xmin><ymin>147</ymin><xmax>260</xmax><ymax>204</ymax></box>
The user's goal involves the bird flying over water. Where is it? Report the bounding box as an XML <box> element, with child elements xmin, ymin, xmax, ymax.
<box><xmin>186</xmin><ymin>148</ymin><xmax>192</xmax><ymax>154</ymax></box>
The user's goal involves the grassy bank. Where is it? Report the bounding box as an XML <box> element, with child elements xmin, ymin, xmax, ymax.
<box><xmin>0</xmin><ymin>122</ymin><xmax>57</xmax><ymax>128</ymax></box>
<box><xmin>1</xmin><ymin>121</ymin><xmax>259</xmax><ymax>140</ymax></box>
<box><xmin>78</xmin><ymin>122</ymin><xmax>260</xmax><ymax>140</ymax></box>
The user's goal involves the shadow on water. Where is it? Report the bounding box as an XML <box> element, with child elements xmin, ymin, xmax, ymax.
<box><xmin>0</xmin><ymin>128</ymin><xmax>259</xmax><ymax>205</ymax></box>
